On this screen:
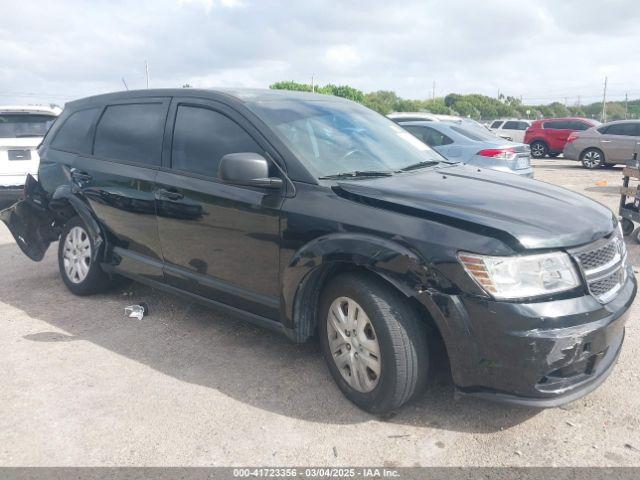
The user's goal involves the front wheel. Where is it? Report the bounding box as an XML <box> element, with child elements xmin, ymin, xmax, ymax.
<box><xmin>530</xmin><ymin>141</ymin><xmax>547</xmax><ymax>159</ymax></box>
<box><xmin>58</xmin><ymin>216</ymin><xmax>113</xmax><ymax>295</ymax></box>
<box><xmin>319</xmin><ymin>272</ymin><xmax>431</xmax><ymax>413</ymax></box>
<box><xmin>581</xmin><ymin>148</ymin><xmax>604</xmax><ymax>169</ymax></box>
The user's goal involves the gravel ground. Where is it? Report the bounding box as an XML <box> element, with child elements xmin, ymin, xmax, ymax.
<box><xmin>0</xmin><ymin>158</ymin><xmax>639</xmax><ymax>467</ymax></box>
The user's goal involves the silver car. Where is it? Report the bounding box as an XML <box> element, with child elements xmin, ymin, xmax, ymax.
<box><xmin>563</xmin><ymin>120</ymin><xmax>640</xmax><ymax>169</ymax></box>
<box><xmin>397</xmin><ymin>120</ymin><xmax>533</xmax><ymax>177</ymax></box>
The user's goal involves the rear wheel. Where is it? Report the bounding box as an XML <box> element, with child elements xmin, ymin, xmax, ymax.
<box><xmin>58</xmin><ymin>216</ymin><xmax>112</xmax><ymax>295</ymax></box>
<box><xmin>580</xmin><ymin>148</ymin><xmax>604</xmax><ymax>169</ymax></box>
<box><xmin>530</xmin><ymin>141</ymin><xmax>547</xmax><ymax>159</ymax></box>
<box><xmin>319</xmin><ymin>272</ymin><xmax>431</xmax><ymax>413</ymax></box>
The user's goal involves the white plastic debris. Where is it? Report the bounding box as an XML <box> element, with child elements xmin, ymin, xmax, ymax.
<box><xmin>124</xmin><ymin>303</ymin><xmax>148</xmax><ymax>320</ymax></box>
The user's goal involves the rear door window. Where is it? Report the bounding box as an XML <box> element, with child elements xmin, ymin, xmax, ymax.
<box><xmin>171</xmin><ymin>105</ymin><xmax>263</xmax><ymax>178</ymax></box>
<box><xmin>543</xmin><ymin>120</ymin><xmax>569</xmax><ymax>130</ymax></box>
<box><xmin>94</xmin><ymin>103</ymin><xmax>166</xmax><ymax>165</ymax></box>
<box><xmin>403</xmin><ymin>125</ymin><xmax>452</xmax><ymax>147</ymax></box>
<box><xmin>604</xmin><ymin>123</ymin><xmax>638</xmax><ymax>137</ymax></box>
<box><xmin>570</xmin><ymin>121</ymin><xmax>592</xmax><ymax>131</ymax></box>
<box><xmin>503</xmin><ymin>121</ymin><xmax>519</xmax><ymax>130</ymax></box>
<box><xmin>51</xmin><ymin>108</ymin><xmax>100</xmax><ymax>154</ymax></box>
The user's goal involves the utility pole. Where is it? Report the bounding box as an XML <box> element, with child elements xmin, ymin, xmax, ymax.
<box><xmin>625</xmin><ymin>92</ymin><xmax>629</xmax><ymax>119</ymax></box>
<box><xmin>311</xmin><ymin>75</ymin><xmax>315</xmax><ymax>93</ymax></box>
<box><xmin>145</xmin><ymin>60</ymin><xmax>150</xmax><ymax>89</ymax></box>
<box><xmin>601</xmin><ymin>76</ymin><xmax>608</xmax><ymax>123</ymax></box>
<box><xmin>432</xmin><ymin>81</ymin><xmax>435</xmax><ymax>101</ymax></box>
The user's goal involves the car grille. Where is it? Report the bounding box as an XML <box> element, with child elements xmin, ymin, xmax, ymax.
<box><xmin>570</xmin><ymin>229</ymin><xmax>627</xmax><ymax>304</ymax></box>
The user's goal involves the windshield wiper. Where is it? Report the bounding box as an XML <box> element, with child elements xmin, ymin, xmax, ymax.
<box><xmin>397</xmin><ymin>160</ymin><xmax>441</xmax><ymax>172</ymax></box>
<box><xmin>319</xmin><ymin>170</ymin><xmax>393</xmax><ymax>180</ymax></box>
<box><xmin>14</xmin><ymin>134</ymin><xmax>42</xmax><ymax>138</ymax></box>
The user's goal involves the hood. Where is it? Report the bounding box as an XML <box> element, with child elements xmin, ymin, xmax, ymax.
<box><xmin>335</xmin><ymin>164</ymin><xmax>615</xmax><ymax>251</ymax></box>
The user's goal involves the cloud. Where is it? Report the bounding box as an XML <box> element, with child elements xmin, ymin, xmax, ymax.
<box><xmin>0</xmin><ymin>0</ymin><xmax>637</xmax><ymax>107</ymax></box>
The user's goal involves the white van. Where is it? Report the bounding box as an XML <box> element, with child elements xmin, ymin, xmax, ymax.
<box><xmin>0</xmin><ymin>106</ymin><xmax>60</xmax><ymax>204</ymax></box>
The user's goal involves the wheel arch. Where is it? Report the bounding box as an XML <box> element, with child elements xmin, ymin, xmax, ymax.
<box><xmin>580</xmin><ymin>146</ymin><xmax>606</xmax><ymax>163</ymax></box>
<box><xmin>529</xmin><ymin>138</ymin><xmax>549</xmax><ymax>148</ymax></box>
<box><xmin>282</xmin><ymin>233</ymin><xmax>449</xmax><ymax>344</ymax></box>
<box><xmin>50</xmin><ymin>185</ymin><xmax>106</xmax><ymax>262</ymax></box>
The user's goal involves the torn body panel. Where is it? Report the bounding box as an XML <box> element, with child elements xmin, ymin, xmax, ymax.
<box><xmin>0</xmin><ymin>174</ymin><xmax>105</xmax><ymax>262</ymax></box>
<box><xmin>0</xmin><ymin>174</ymin><xmax>58</xmax><ymax>261</ymax></box>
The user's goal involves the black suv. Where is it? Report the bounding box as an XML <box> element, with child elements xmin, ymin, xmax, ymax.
<box><xmin>2</xmin><ymin>89</ymin><xmax>635</xmax><ymax>413</ymax></box>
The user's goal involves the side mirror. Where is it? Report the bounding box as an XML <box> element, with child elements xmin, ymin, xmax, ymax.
<box><xmin>218</xmin><ymin>152</ymin><xmax>283</xmax><ymax>189</ymax></box>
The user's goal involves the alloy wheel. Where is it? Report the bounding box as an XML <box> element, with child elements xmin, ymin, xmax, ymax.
<box><xmin>63</xmin><ymin>226</ymin><xmax>92</xmax><ymax>284</ymax></box>
<box><xmin>326</xmin><ymin>296</ymin><xmax>381</xmax><ymax>393</ymax></box>
<box><xmin>582</xmin><ymin>150</ymin><xmax>602</xmax><ymax>168</ymax></box>
<box><xmin>531</xmin><ymin>143</ymin><xmax>545</xmax><ymax>158</ymax></box>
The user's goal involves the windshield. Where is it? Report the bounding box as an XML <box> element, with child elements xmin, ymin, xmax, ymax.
<box><xmin>248</xmin><ymin>99</ymin><xmax>449</xmax><ymax>178</ymax></box>
<box><xmin>0</xmin><ymin>113</ymin><xmax>57</xmax><ymax>138</ymax></box>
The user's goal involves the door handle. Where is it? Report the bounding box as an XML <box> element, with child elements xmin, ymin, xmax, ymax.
<box><xmin>156</xmin><ymin>188</ymin><xmax>184</xmax><ymax>201</ymax></box>
<box><xmin>71</xmin><ymin>170</ymin><xmax>92</xmax><ymax>183</ymax></box>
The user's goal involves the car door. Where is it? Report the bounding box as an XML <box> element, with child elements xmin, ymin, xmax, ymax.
<box><xmin>599</xmin><ymin>123</ymin><xmax>640</xmax><ymax>163</ymax></box>
<box><xmin>64</xmin><ymin>99</ymin><xmax>168</xmax><ymax>281</ymax></box>
<box><xmin>155</xmin><ymin>99</ymin><xmax>283</xmax><ymax>319</ymax></box>
<box><xmin>542</xmin><ymin>120</ymin><xmax>569</xmax><ymax>151</ymax></box>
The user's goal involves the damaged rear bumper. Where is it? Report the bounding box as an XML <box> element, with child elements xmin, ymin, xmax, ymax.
<box><xmin>421</xmin><ymin>268</ymin><xmax>636</xmax><ymax>407</ymax></box>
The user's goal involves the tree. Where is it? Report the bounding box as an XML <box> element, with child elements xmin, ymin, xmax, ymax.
<box><xmin>269</xmin><ymin>80</ymin><xmax>640</xmax><ymax>120</ymax></box>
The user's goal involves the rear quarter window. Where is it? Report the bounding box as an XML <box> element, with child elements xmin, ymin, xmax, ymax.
<box><xmin>93</xmin><ymin>103</ymin><xmax>166</xmax><ymax>165</ymax></box>
<box><xmin>51</xmin><ymin>108</ymin><xmax>101</xmax><ymax>154</ymax></box>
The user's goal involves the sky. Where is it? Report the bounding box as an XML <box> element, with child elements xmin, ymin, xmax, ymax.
<box><xmin>1</xmin><ymin>0</ymin><xmax>638</xmax><ymax>106</ymax></box>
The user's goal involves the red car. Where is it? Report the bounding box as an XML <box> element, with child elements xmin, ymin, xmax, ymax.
<box><xmin>524</xmin><ymin>117</ymin><xmax>599</xmax><ymax>158</ymax></box>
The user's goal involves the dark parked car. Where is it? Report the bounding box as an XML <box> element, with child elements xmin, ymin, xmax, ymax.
<box><xmin>1</xmin><ymin>89</ymin><xmax>635</xmax><ymax>412</ymax></box>
<box><xmin>524</xmin><ymin>117</ymin><xmax>599</xmax><ymax>158</ymax></box>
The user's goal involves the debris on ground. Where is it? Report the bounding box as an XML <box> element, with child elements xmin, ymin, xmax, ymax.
<box><xmin>124</xmin><ymin>303</ymin><xmax>149</xmax><ymax>320</ymax></box>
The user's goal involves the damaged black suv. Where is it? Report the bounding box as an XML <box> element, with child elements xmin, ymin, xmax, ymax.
<box><xmin>2</xmin><ymin>89</ymin><xmax>636</xmax><ymax>413</ymax></box>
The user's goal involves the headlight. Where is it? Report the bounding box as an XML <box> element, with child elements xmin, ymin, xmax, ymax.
<box><xmin>458</xmin><ymin>251</ymin><xmax>581</xmax><ymax>299</ymax></box>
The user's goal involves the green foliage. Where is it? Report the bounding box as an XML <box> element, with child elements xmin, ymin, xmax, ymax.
<box><xmin>269</xmin><ymin>80</ymin><xmax>639</xmax><ymax>120</ymax></box>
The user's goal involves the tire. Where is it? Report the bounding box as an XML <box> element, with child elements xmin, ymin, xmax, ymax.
<box><xmin>621</xmin><ymin>218</ymin><xmax>634</xmax><ymax>236</ymax></box>
<box><xmin>319</xmin><ymin>272</ymin><xmax>431</xmax><ymax>413</ymax></box>
<box><xmin>530</xmin><ymin>141</ymin><xmax>547</xmax><ymax>159</ymax></box>
<box><xmin>580</xmin><ymin>148</ymin><xmax>604</xmax><ymax>169</ymax></box>
<box><xmin>58</xmin><ymin>216</ymin><xmax>112</xmax><ymax>295</ymax></box>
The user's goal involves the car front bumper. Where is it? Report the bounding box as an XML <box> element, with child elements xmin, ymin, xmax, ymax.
<box><xmin>418</xmin><ymin>266</ymin><xmax>636</xmax><ymax>407</ymax></box>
